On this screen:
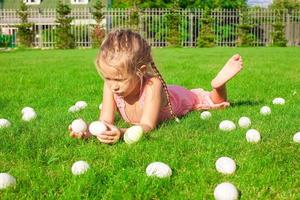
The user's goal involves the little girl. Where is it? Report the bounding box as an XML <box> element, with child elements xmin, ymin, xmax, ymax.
<box><xmin>70</xmin><ymin>29</ymin><xmax>243</xmax><ymax>144</ymax></box>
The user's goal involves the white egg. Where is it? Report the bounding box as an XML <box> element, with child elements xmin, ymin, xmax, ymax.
<box><xmin>68</xmin><ymin>105</ymin><xmax>80</xmax><ymax>113</ymax></box>
<box><xmin>238</xmin><ymin>117</ymin><xmax>251</xmax><ymax>128</ymax></box>
<box><xmin>124</xmin><ymin>125</ymin><xmax>143</xmax><ymax>144</ymax></box>
<box><xmin>260</xmin><ymin>106</ymin><xmax>271</xmax><ymax>116</ymax></box>
<box><xmin>0</xmin><ymin>119</ymin><xmax>11</xmax><ymax>128</ymax></box>
<box><xmin>71</xmin><ymin>119</ymin><xmax>87</xmax><ymax>133</ymax></box>
<box><xmin>71</xmin><ymin>161</ymin><xmax>90</xmax><ymax>175</ymax></box>
<box><xmin>246</xmin><ymin>129</ymin><xmax>261</xmax><ymax>143</ymax></box>
<box><xmin>89</xmin><ymin>121</ymin><xmax>107</xmax><ymax>136</ymax></box>
<box><xmin>215</xmin><ymin>157</ymin><xmax>236</xmax><ymax>175</ymax></box>
<box><xmin>272</xmin><ymin>97</ymin><xmax>285</xmax><ymax>105</ymax></box>
<box><xmin>75</xmin><ymin>101</ymin><xmax>87</xmax><ymax>109</ymax></box>
<box><xmin>219</xmin><ymin>120</ymin><xmax>236</xmax><ymax>132</ymax></box>
<box><xmin>200</xmin><ymin>111</ymin><xmax>212</xmax><ymax>120</ymax></box>
<box><xmin>22</xmin><ymin>110</ymin><xmax>37</xmax><ymax>121</ymax></box>
<box><xmin>146</xmin><ymin>162</ymin><xmax>172</xmax><ymax>178</ymax></box>
<box><xmin>214</xmin><ymin>182</ymin><xmax>239</xmax><ymax>200</ymax></box>
<box><xmin>293</xmin><ymin>132</ymin><xmax>300</xmax><ymax>143</ymax></box>
<box><xmin>21</xmin><ymin>107</ymin><xmax>34</xmax><ymax>114</ymax></box>
<box><xmin>0</xmin><ymin>173</ymin><xmax>16</xmax><ymax>190</ymax></box>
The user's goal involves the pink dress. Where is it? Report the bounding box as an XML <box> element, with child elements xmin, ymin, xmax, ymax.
<box><xmin>114</xmin><ymin>83</ymin><xmax>229</xmax><ymax>124</ymax></box>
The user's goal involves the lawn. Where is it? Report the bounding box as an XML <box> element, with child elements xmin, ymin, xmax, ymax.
<box><xmin>0</xmin><ymin>47</ymin><xmax>300</xmax><ymax>199</ymax></box>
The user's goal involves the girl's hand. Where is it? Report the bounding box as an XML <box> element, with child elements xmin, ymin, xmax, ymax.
<box><xmin>68</xmin><ymin>125</ymin><xmax>91</xmax><ymax>139</ymax></box>
<box><xmin>96</xmin><ymin>123</ymin><xmax>121</xmax><ymax>144</ymax></box>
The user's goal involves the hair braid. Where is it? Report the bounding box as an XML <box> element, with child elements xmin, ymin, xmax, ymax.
<box><xmin>150</xmin><ymin>61</ymin><xmax>180</xmax><ymax>123</ymax></box>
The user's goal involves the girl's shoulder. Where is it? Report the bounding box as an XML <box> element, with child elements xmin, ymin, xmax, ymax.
<box><xmin>143</xmin><ymin>76</ymin><xmax>164</xmax><ymax>98</ymax></box>
<box><xmin>143</xmin><ymin>76</ymin><xmax>167</xmax><ymax>105</ymax></box>
<box><xmin>144</xmin><ymin>76</ymin><xmax>163</xmax><ymax>91</ymax></box>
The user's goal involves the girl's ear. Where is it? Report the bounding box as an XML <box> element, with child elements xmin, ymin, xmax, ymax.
<box><xmin>137</xmin><ymin>65</ymin><xmax>147</xmax><ymax>76</ymax></box>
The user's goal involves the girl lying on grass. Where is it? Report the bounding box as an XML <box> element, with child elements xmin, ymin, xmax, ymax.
<box><xmin>69</xmin><ymin>29</ymin><xmax>243</xmax><ymax>144</ymax></box>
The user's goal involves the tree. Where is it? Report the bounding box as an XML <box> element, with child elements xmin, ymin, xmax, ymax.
<box><xmin>165</xmin><ymin>0</ymin><xmax>181</xmax><ymax>47</ymax></box>
<box><xmin>128</xmin><ymin>4</ymin><xmax>140</xmax><ymax>32</ymax></box>
<box><xmin>217</xmin><ymin>0</ymin><xmax>247</xmax><ymax>9</ymax></box>
<box><xmin>91</xmin><ymin>0</ymin><xmax>106</xmax><ymax>48</ymax></box>
<box><xmin>112</xmin><ymin>0</ymin><xmax>171</xmax><ymax>8</ymax></box>
<box><xmin>270</xmin><ymin>0</ymin><xmax>300</xmax><ymax>10</ymax></box>
<box><xmin>197</xmin><ymin>11</ymin><xmax>215</xmax><ymax>47</ymax></box>
<box><xmin>112</xmin><ymin>0</ymin><xmax>247</xmax><ymax>9</ymax></box>
<box><xmin>55</xmin><ymin>1</ymin><xmax>75</xmax><ymax>49</ymax></box>
<box><xmin>271</xmin><ymin>11</ymin><xmax>288</xmax><ymax>47</ymax></box>
<box><xmin>16</xmin><ymin>0</ymin><xmax>34</xmax><ymax>48</ymax></box>
<box><xmin>237</xmin><ymin>10</ymin><xmax>255</xmax><ymax>47</ymax></box>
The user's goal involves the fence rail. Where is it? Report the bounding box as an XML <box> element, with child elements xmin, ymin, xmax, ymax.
<box><xmin>1</xmin><ymin>8</ymin><xmax>300</xmax><ymax>48</ymax></box>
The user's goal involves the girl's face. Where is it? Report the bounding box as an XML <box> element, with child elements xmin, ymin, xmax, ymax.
<box><xmin>100</xmin><ymin>64</ymin><xmax>140</xmax><ymax>98</ymax></box>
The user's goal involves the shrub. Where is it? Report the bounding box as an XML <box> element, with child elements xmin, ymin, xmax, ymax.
<box><xmin>197</xmin><ymin>12</ymin><xmax>215</xmax><ymax>48</ymax></box>
<box><xmin>165</xmin><ymin>1</ymin><xmax>181</xmax><ymax>47</ymax></box>
<box><xmin>237</xmin><ymin>10</ymin><xmax>255</xmax><ymax>47</ymax></box>
<box><xmin>16</xmin><ymin>1</ymin><xmax>34</xmax><ymax>48</ymax></box>
<box><xmin>55</xmin><ymin>1</ymin><xmax>75</xmax><ymax>49</ymax></box>
<box><xmin>128</xmin><ymin>5</ymin><xmax>140</xmax><ymax>32</ymax></box>
<box><xmin>271</xmin><ymin>21</ymin><xmax>288</xmax><ymax>46</ymax></box>
<box><xmin>91</xmin><ymin>0</ymin><xmax>106</xmax><ymax>48</ymax></box>
<box><xmin>271</xmin><ymin>10</ymin><xmax>287</xmax><ymax>47</ymax></box>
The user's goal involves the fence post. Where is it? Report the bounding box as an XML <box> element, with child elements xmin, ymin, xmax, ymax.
<box><xmin>38</xmin><ymin>8</ymin><xmax>43</xmax><ymax>48</ymax></box>
<box><xmin>189</xmin><ymin>10</ymin><xmax>193</xmax><ymax>47</ymax></box>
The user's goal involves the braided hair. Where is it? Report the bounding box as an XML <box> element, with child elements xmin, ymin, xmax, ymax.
<box><xmin>150</xmin><ymin>61</ymin><xmax>180</xmax><ymax>122</ymax></box>
<box><xmin>97</xmin><ymin>29</ymin><xmax>180</xmax><ymax>123</ymax></box>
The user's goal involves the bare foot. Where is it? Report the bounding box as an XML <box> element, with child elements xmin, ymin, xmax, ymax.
<box><xmin>211</xmin><ymin>54</ymin><xmax>243</xmax><ymax>89</ymax></box>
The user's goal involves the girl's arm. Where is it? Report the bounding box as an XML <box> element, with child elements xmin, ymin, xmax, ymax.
<box><xmin>99</xmin><ymin>82</ymin><xmax>116</xmax><ymax>124</ymax></box>
<box><xmin>139</xmin><ymin>77</ymin><xmax>164</xmax><ymax>133</ymax></box>
<box><xmin>97</xmin><ymin>78</ymin><xmax>163</xmax><ymax>144</ymax></box>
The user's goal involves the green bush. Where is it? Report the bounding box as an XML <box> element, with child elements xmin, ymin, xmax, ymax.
<box><xmin>271</xmin><ymin>21</ymin><xmax>287</xmax><ymax>47</ymax></box>
<box><xmin>16</xmin><ymin>1</ymin><xmax>34</xmax><ymax>48</ymax></box>
<box><xmin>128</xmin><ymin>6</ymin><xmax>140</xmax><ymax>32</ymax></box>
<box><xmin>237</xmin><ymin>10</ymin><xmax>255</xmax><ymax>47</ymax></box>
<box><xmin>91</xmin><ymin>0</ymin><xmax>106</xmax><ymax>48</ymax></box>
<box><xmin>55</xmin><ymin>1</ymin><xmax>75</xmax><ymax>49</ymax></box>
<box><xmin>91</xmin><ymin>25</ymin><xmax>106</xmax><ymax>48</ymax></box>
<box><xmin>237</xmin><ymin>24</ymin><xmax>256</xmax><ymax>46</ymax></box>
<box><xmin>165</xmin><ymin>1</ymin><xmax>181</xmax><ymax>47</ymax></box>
<box><xmin>197</xmin><ymin>14</ymin><xmax>215</xmax><ymax>48</ymax></box>
<box><xmin>271</xmin><ymin>10</ymin><xmax>287</xmax><ymax>47</ymax></box>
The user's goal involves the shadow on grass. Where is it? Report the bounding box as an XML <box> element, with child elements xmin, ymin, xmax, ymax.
<box><xmin>230</xmin><ymin>100</ymin><xmax>262</xmax><ymax>107</ymax></box>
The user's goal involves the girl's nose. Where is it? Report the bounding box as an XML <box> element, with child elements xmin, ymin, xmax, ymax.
<box><xmin>112</xmin><ymin>84</ymin><xmax>119</xmax><ymax>91</ymax></box>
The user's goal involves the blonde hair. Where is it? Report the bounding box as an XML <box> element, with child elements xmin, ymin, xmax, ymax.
<box><xmin>96</xmin><ymin>29</ymin><xmax>179</xmax><ymax>122</ymax></box>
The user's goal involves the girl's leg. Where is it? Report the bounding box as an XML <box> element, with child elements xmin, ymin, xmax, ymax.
<box><xmin>209</xmin><ymin>54</ymin><xmax>243</xmax><ymax>104</ymax></box>
<box><xmin>210</xmin><ymin>85</ymin><xmax>227</xmax><ymax>104</ymax></box>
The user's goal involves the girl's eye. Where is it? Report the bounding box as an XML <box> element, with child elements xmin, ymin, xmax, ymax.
<box><xmin>105</xmin><ymin>77</ymin><xmax>127</xmax><ymax>82</ymax></box>
<box><xmin>117</xmin><ymin>78</ymin><xmax>127</xmax><ymax>82</ymax></box>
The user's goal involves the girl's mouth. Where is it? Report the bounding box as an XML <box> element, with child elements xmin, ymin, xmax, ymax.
<box><xmin>115</xmin><ymin>92</ymin><xmax>123</xmax><ymax>96</ymax></box>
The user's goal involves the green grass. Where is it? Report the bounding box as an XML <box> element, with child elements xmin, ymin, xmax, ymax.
<box><xmin>0</xmin><ymin>47</ymin><xmax>300</xmax><ymax>199</ymax></box>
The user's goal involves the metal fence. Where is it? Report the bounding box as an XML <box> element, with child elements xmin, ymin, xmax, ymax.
<box><xmin>0</xmin><ymin>8</ymin><xmax>300</xmax><ymax>48</ymax></box>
